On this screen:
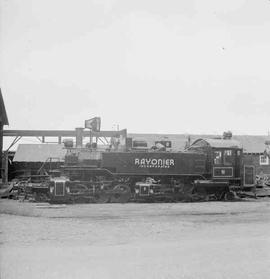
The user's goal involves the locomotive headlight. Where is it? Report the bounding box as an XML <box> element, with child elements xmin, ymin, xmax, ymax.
<box><xmin>135</xmin><ymin>189</ymin><xmax>139</xmax><ymax>194</ymax></box>
<box><xmin>149</xmin><ymin>189</ymin><xmax>154</xmax><ymax>194</ymax></box>
<box><xmin>50</xmin><ymin>187</ymin><xmax>54</xmax><ymax>193</ymax></box>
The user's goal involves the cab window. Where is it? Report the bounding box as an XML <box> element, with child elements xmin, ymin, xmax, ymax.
<box><xmin>213</xmin><ymin>151</ymin><xmax>222</xmax><ymax>165</ymax></box>
<box><xmin>224</xmin><ymin>149</ymin><xmax>233</xmax><ymax>165</ymax></box>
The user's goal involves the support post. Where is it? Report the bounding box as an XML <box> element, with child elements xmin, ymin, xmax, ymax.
<box><xmin>75</xmin><ymin>128</ymin><xmax>84</xmax><ymax>148</ymax></box>
<box><xmin>89</xmin><ymin>130</ymin><xmax>92</xmax><ymax>148</ymax></box>
<box><xmin>2</xmin><ymin>151</ymin><xmax>8</xmax><ymax>183</ymax></box>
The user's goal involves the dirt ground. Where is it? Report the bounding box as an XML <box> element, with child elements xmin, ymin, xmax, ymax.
<box><xmin>0</xmin><ymin>199</ymin><xmax>270</xmax><ymax>279</ymax></box>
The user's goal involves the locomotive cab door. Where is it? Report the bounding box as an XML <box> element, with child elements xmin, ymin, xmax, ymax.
<box><xmin>243</xmin><ymin>165</ymin><xmax>255</xmax><ymax>187</ymax></box>
<box><xmin>234</xmin><ymin>149</ymin><xmax>242</xmax><ymax>179</ymax></box>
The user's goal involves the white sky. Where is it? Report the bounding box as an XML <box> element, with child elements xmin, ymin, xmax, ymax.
<box><xmin>1</xmin><ymin>0</ymin><xmax>270</xmax><ymax>138</ymax></box>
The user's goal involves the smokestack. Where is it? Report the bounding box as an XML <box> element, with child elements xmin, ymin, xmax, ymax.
<box><xmin>223</xmin><ymin>131</ymin><xmax>232</xmax><ymax>140</ymax></box>
<box><xmin>75</xmin><ymin>127</ymin><xmax>84</xmax><ymax>147</ymax></box>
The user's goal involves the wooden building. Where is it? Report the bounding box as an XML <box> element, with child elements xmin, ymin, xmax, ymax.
<box><xmin>0</xmin><ymin>89</ymin><xmax>9</xmax><ymax>181</ymax></box>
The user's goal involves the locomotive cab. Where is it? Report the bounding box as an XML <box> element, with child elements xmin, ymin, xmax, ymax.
<box><xmin>189</xmin><ymin>137</ymin><xmax>255</xmax><ymax>188</ymax></box>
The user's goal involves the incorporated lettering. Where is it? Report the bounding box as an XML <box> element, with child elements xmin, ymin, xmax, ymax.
<box><xmin>134</xmin><ymin>158</ymin><xmax>175</xmax><ymax>168</ymax></box>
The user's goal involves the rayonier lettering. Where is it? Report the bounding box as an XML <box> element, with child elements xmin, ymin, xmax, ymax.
<box><xmin>134</xmin><ymin>158</ymin><xmax>175</xmax><ymax>168</ymax></box>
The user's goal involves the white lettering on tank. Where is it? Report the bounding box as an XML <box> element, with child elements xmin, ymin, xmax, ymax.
<box><xmin>134</xmin><ymin>158</ymin><xmax>175</xmax><ymax>168</ymax></box>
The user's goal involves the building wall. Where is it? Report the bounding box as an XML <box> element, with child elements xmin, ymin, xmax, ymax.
<box><xmin>243</xmin><ymin>153</ymin><xmax>270</xmax><ymax>175</ymax></box>
<box><xmin>0</xmin><ymin>122</ymin><xmax>3</xmax><ymax>179</ymax></box>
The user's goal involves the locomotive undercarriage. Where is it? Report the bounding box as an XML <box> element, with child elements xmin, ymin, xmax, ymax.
<box><xmin>47</xmin><ymin>172</ymin><xmax>236</xmax><ymax>204</ymax></box>
<box><xmin>8</xmin><ymin>169</ymin><xmax>242</xmax><ymax>203</ymax></box>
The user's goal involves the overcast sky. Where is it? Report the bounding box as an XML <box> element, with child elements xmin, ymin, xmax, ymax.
<box><xmin>1</xmin><ymin>0</ymin><xmax>270</xmax><ymax>139</ymax></box>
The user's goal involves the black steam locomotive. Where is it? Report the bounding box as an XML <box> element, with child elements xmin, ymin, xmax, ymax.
<box><xmin>48</xmin><ymin>133</ymin><xmax>255</xmax><ymax>203</ymax></box>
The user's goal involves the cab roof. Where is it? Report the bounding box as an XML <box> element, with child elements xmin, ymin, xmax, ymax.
<box><xmin>191</xmin><ymin>138</ymin><xmax>242</xmax><ymax>149</ymax></box>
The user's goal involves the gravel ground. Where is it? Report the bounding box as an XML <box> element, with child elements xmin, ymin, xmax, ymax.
<box><xmin>0</xmin><ymin>199</ymin><xmax>270</xmax><ymax>279</ymax></box>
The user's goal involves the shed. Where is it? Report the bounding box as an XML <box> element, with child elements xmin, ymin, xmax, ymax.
<box><xmin>13</xmin><ymin>144</ymin><xmax>66</xmax><ymax>162</ymax></box>
<box><xmin>12</xmin><ymin>144</ymin><xmax>66</xmax><ymax>178</ymax></box>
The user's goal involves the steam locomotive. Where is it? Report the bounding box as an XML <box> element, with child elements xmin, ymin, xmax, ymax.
<box><xmin>48</xmin><ymin>132</ymin><xmax>255</xmax><ymax>203</ymax></box>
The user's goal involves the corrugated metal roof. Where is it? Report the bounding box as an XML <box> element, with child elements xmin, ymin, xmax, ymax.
<box><xmin>234</xmin><ymin>135</ymin><xmax>269</xmax><ymax>154</ymax></box>
<box><xmin>13</xmin><ymin>144</ymin><xmax>66</xmax><ymax>162</ymax></box>
<box><xmin>0</xmin><ymin>89</ymin><xmax>9</xmax><ymax>125</ymax></box>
